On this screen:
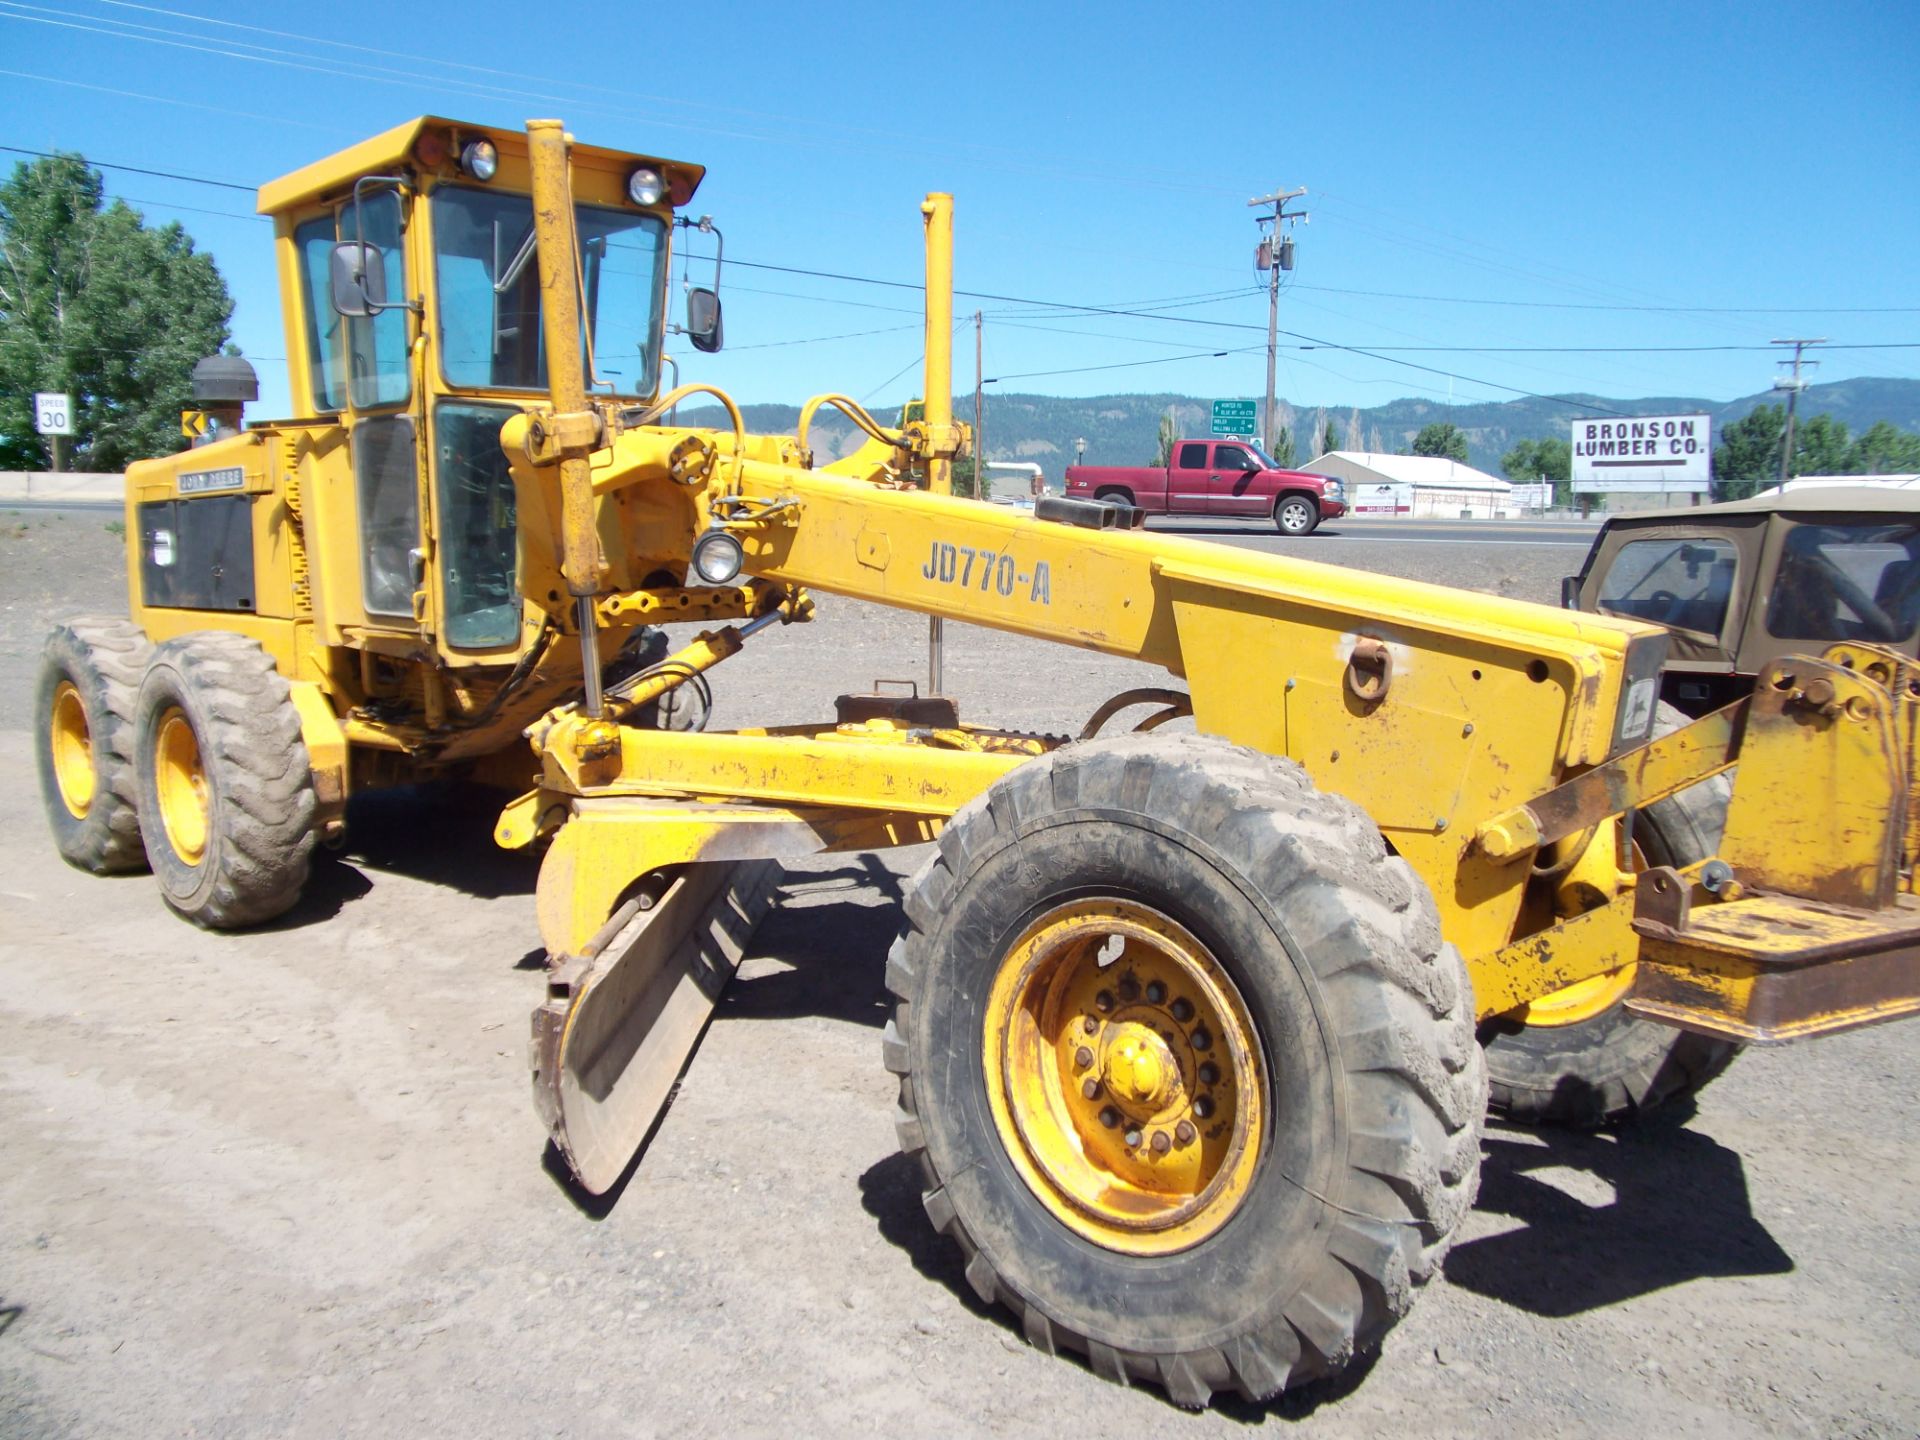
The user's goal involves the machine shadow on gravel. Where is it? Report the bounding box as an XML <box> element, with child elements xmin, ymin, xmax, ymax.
<box><xmin>717</xmin><ymin>856</ymin><xmax>907</xmax><ymax>1030</ymax></box>
<box><xmin>260</xmin><ymin>784</ymin><xmax>536</xmax><ymax>930</ymax></box>
<box><xmin>1445</xmin><ymin>1117</ymin><xmax>1793</xmax><ymax>1317</ymax></box>
<box><xmin>335</xmin><ymin>785</ymin><xmax>537</xmax><ymax>898</ymax></box>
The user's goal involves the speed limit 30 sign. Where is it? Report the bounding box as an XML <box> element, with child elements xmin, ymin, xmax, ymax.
<box><xmin>33</xmin><ymin>392</ymin><xmax>74</xmax><ymax>436</ymax></box>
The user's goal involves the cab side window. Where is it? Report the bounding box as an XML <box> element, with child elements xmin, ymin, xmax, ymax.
<box><xmin>1767</xmin><ymin>522</ymin><xmax>1920</xmax><ymax>643</ymax></box>
<box><xmin>1175</xmin><ymin>443</ymin><xmax>1208</xmax><ymax>470</ymax></box>
<box><xmin>294</xmin><ymin>195</ymin><xmax>410</xmax><ymax>413</ymax></box>
<box><xmin>1213</xmin><ymin>446</ymin><xmax>1256</xmax><ymax>471</ymax></box>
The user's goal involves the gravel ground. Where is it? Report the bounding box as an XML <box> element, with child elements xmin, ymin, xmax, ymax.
<box><xmin>2</xmin><ymin>506</ymin><xmax>1916</xmax><ymax>1438</ymax></box>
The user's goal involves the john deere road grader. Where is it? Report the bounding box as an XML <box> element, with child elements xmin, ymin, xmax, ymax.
<box><xmin>35</xmin><ymin>117</ymin><xmax>1920</xmax><ymax>1407</ymax></box>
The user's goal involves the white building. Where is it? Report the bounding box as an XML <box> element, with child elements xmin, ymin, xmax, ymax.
<box><xmin>1761</xmin><ymin>473</ymin><xmax>1920</xmax><ymax>495</ymax></box>
<box><xmin>1303</xmin><ymin>451</ymin><xmax>1514</xmax><ymax>518</ymax></box>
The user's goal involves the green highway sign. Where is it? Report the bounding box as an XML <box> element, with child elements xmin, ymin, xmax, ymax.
<box><xmin>1210</xmin><ymin>399</ymin><xmax>1258</xmax><ymax>435</ymax></box>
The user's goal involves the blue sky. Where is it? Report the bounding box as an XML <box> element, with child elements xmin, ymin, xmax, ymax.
<box><xmin>4</xmin><ymin>0</ymin><xmax>1917</xmax><ymax>428</ymax></box>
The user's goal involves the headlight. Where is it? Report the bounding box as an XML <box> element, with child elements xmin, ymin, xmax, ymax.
<box><xmin>1324</xmin><ymin>479</ymin><xmax>1344</xmax><ymax>497</ymax></box>
<box><xmin>691</xmin><ymin>527</ymin><xmax>744</xmax><ymax>585</ymax></box>
<box><xmin>459</xmin><ymin>139</ymin><xmax>498</xmax><ymax>181</ymax></box>
<box><xmin>627</xmin><ymin>166</ymin><xmax>666</xmax><ymax>206</ymax></box>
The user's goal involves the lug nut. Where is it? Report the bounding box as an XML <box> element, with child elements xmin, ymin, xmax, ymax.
<box><xmin>1099</xmin><ymin>1107</ymin><xmax>1120</xmax><ymax>1128</ymax></box>
<box><xmin>1193</xmin><ymin>1096</ymin><xmax>1214</xmax><ymax>1120</ymax></box>
<box><xmin>1145</xmin><ymin>980</ymin><xmax>1166</xmax><ymax>1004</ymax></box>
<box><xmin>1082</xmin><ymin>1078</ymin><xmax>1101</xmax><ymax>1100</ymax></box>
<box><xmin>1124</xmin><ymin>1128</ymin><xmax>1143</xmax><ymax>1149</ymax></box>
<box><xmin>1083</xmin><ymin>1016</ymin><xmax>1099</xmax><ymax>1035</ymax></box>
<box><xmin>1095</xmin><ymin>991</ymin><xmax>1114</xmax><ymax>1014</ymax></box>
<box><xmin>1175</xmin><ymin>1120</ymin><xmax>1196</xmax><ymax>1145</ymax></box>
<box><xmin>1118</xmin><ymin>975</ymin><xmax>1140</xmax><ymax>1002</ymax></box>
<box><xmin>1190</xmin><ymin>1027</ymin><xmax>1212</xmax><ymax>1052</ymax></box>
<box><xmin>1197</xmin><ymin>1061</ymin><xmax>1219</xmax><ymax>1086</ymax></box>
<box><xmin>1170</xmin><ymin>998</ymin><xmax>1194</xmax><ymax>1023</ymax></box>
<box><xmin>1075</xmin><ymin>1046</ymin><xmax>1094</xmax><ymax>1068</ymax></box>
<box><xmin>1150</xmin><ymin>1130</ymin><xmax>1171</xmax><ymax>1154</ymax></box>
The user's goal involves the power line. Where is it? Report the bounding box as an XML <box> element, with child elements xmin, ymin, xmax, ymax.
<box><xmin>986</xmin><ymin>347</ymin><xmax>1258</xmax><ymax>384</ymax></box>
<box><xmin>0</xmin><ymin>142</ymin><xmax>253</xmax><ymax>191</ymax></box>
<box><xmin>6</xmin><ymin>140</ymin><xmax>1910</xmax><ymax>414</ymax></box>
<box><xmin>1292</xmin><ymin>282</ymin><xmax>1920</xmax><ymax>316</ymax></box>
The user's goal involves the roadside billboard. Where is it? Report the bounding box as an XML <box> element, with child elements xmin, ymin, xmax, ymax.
<box><xmin>1571</xmin><ymin>413</ymin><xmax>1711</xmax><ymax>494</ymax></box>
<box><xmin>1350</xmin><ymin>482</ymin><xmax>1411</xmax><ymax>515</ymax></box>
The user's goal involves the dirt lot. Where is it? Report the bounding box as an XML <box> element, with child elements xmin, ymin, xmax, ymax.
<box><xmin>2</xmin><ymin>508</ymin><xmax>1916</xmax><ymax>1438</ymax></box>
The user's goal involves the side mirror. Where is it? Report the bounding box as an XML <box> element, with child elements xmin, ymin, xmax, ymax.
<box><xmin>330</xmin><ymin>241</ymin><xmax>387</xmax><ymax>318</ymax></box>
<box><xmin>1560</xmin><ymin>575</ymin><xmax>1581</xmax><ymax>610</ymax></box>
<box><xmin>687</xmin><ymin>287</ymin><xmax>723</xmax><ymax>353</ymax></box>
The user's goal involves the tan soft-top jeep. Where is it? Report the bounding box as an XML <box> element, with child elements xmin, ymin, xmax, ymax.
<box><xmin>1478</xmin><ymin>485</ymin><xmax>1920</xmax><ymax>1129</ymax></box>
<box><xmin>1565</xmin><ymin>484</ymin><xmax>1920</xmax><ymax>717</ymax></box>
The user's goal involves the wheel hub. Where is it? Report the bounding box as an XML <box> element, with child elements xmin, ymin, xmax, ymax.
<box><xmin>983</xmin><ymin>899</ymin><xmax>1265</xmax><ymax>1256</ymax></box>
<box><xmin>1100</xmin><ymin>1021</ymin><xmax>1180</xmax><ymax>1112</ymax></box>
<box><xmin>49</xmin><ymin>680</ymin><xmax>96</xmax><ymax>819</ymax></box>
<box><xmin>154</xmin><ymin>708</ymin><xmax>210</xmax><ymax>866</ymax></box>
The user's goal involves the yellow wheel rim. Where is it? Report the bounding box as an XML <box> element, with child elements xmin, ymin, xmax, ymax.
<box><xmin>50</xmin><ymin>681</ymin><xmax>97</xmax><ymax>819</ymax></box>
<box><xmin>1515</xmin><ymin>963</ymin><xmax>1637</xmax><ymax>1027</ymax></box>
<box><xmin>154</xmin><ymin>707</ymin><xmax>210</xmax><ymax>866</ymax></box>
<box><xmin>983</xmin><ymin>899</ymin><xmax>1265</xmax><ymax>1256</ymax></box>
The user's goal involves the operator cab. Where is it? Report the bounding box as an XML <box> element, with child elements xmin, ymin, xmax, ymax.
<box><xmin>254</xmin><ymin>118</ymin><xmax>717</xmax><ymax>658</ymax></box>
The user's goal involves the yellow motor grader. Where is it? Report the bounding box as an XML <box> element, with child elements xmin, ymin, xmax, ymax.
<box><xmin>33</xmin><ymin>116</ymin><xmax>1920</xmax><ymax>1407</ymax></box>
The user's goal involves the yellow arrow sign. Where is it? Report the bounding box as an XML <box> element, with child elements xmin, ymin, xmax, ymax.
<box><xmin>180</xmin><ymin>409</ymin><xmax>209</xmax><ymax>439</ymax></box>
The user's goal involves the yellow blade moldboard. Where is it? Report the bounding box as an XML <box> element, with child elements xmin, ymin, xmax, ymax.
<box><xmin>532</xmin><ymin>859</ymin><xmax>782</xmax><ymax>1194</ymax></box>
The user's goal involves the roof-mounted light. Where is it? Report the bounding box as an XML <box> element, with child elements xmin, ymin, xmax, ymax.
<box><xmin>627</xmin><ymin>166</ymin><xmax>666</xmax><ymax>206</ymax></box>
<box><xmin>460</xmin><ymin>139</ymin><xmax>499</xmax><ymax>182</ymax></box>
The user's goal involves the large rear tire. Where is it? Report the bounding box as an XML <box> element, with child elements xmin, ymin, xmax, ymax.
<box><xmin>132</xmin><ymin>633</ymin><xmax>317</xmax><ymax>929</ymax></box>
<box><xmin>1483</xmin><ymin>703</ymin><xmax>1741</xmax><ymax>1126</ymax></box>
<box><xmin>35</xmin><ymin>617</ymin><xmax>152</xmax><ymax>874</ymax></box>
<box><xmin>883</xmin><ymin>734</ymin><xmax>1484</xmax><ymax>1406</ymax></box>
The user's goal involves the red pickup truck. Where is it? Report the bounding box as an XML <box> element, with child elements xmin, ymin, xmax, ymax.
<box><xmin>1064</xmin><ymin>438</ymin><xmax>1348</xmax><ymax>535</ymax></box>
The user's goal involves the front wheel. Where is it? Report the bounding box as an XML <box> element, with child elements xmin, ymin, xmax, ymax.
<box><xmin>883</xmin><ymin>734</ymin><xmax>1484</xmax><ymax>1406</ymax></box>
<box><xmin>1274</xmin><ymin>495</ymin><xmax>1319</xmax><ymax>536</ymax></box>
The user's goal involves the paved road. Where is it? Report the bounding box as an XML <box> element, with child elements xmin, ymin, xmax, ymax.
<box><xmin>1146</xmin><ymin>515</ymin><xmax>1602</xmax><ymax>547</ymax></box>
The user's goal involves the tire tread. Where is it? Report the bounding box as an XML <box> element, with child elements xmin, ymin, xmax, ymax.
<box><xmin>886</xmin><ymin>733</ymin><xmax>1485</xmax><ymax>1406</ymax></box>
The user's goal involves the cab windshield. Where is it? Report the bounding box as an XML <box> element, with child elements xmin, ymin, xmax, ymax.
<box><xmin>432</xmin><ymin>186</ymin><xmax>667</xmax><ymax>396</ymax></box>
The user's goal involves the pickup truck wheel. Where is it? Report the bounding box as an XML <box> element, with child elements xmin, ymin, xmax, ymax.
<box><xmin>1483</xmin><ymin>703</ymin><xmax>1740</xmax><ymax>1126</ymax></box>
<box><xmin>1274</xmin><ymin>495</ymin><xmax>1319</xmax><ymax>536</ymax></box>
<box><xmin>883</xmin><ymin>734</ymin><xmax>1484</xmax><ymax>1406</ymax></box>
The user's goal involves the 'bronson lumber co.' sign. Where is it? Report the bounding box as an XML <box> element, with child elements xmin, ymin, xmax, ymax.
<box><xmin>1570</xmin><ymin>413</ymin><xmax>1711</xmax><ymax>494</ymax></box>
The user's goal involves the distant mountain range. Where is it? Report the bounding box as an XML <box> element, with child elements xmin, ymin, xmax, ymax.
<box><xmin>679</xmin><ymin>377</ymin><xmax>1920</xmax><ymax>479</ymax></box>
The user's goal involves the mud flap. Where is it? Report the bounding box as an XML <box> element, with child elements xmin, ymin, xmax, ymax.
<box><xmin>532</xmin><ymin>859</ymin><xmax>783</xmax><ymax>1194</ymax></box>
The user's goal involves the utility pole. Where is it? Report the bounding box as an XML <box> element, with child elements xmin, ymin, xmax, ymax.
<box><xmin>974</xmin><ymin>311</ymin><xmax>985</xmax><ymax>501</ymax></box>
<box><xmin>1771</xmin><ymin>337</ymin><xmax>1825</xmax><ymax>486</ymax></box>
<box><xmin>1248</xmin><ymin>185</ymin><xmax>1307</xmax><ymax>454</ymax></box>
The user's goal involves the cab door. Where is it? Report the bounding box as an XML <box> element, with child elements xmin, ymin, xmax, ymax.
<box><xmin>294</xmin><ymin>188</ymin><xmax>426</xmax><ymax>635</ymax></box>
<box><xmin>1207</xmin><ymin>443</ymin><xmax>1267</xmax><ymax>515</ymax></box>
<box><xmin>1169</xmin><ymin>441</ymin><xmax>1212</xmax><ymax>510</ymax></box>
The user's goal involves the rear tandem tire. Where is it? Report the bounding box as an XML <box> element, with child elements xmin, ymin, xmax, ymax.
<box><xmin>882</xmin><ymin>734</ymin><xmax>1485</xmax><ymax>1407</ymax></box>
<box><xmin>131</xmin><ymin>633</ymin><xmax>318</xmax><ymax>929</ymax></box>
<box><xmin>34</xmin><ymin>617</ymin><xmax>152</xmax><ymax>874</ymax></box>
<box><xmin>1274</xmin><ymin>494</ymin><xmax>1319</xmax><ymax>536</ymax></box>
<box><xmin>1483</xmin><ymin>703</ymin><xmax>1742</xmax><ymax>1126</ymax></box>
